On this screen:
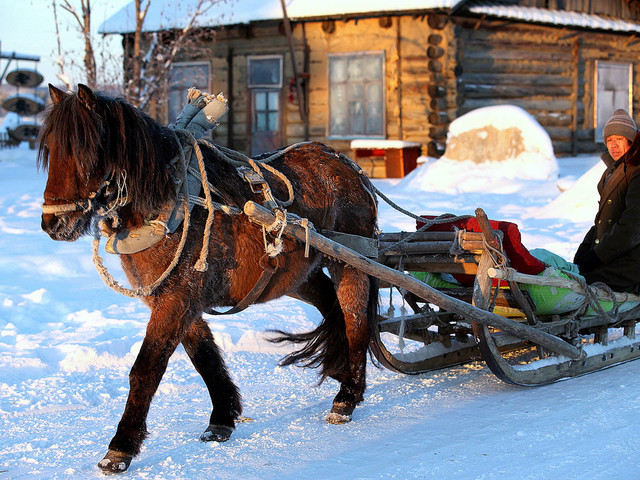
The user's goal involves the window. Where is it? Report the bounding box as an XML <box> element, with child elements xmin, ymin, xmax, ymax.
<box><xmin>168</xmin><ymin>62</ymin><xmax>211</xmax><ymax>125</ymax></box>
<box><xmin>328</xmin><ymin>52</ymin><xmax>385</xmax><ymax>138</ymax></box>
<box><xmin>247</xmin><ymin>55</ymin><xmax>283</xmax><ymax>155</ymax></box>
<box><xmin>595</xmin><ymin>61</ymin><xmax>632</xmax><ymax>142</ymax></box>
<box><xmin>247</xmin><ymin>56</ymin><xmax>283</xmax><ymax>88</ymax></box>
<box><xmin>253</xmin><ymin>90</ymin><xmax>280</xmax><ymax>132</ymax></box>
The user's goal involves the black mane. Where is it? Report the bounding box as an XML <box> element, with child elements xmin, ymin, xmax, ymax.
<box><xmin>38</xmin><ymin>90</ymin><xmax>178</xmax><ymax>213</ymax></box>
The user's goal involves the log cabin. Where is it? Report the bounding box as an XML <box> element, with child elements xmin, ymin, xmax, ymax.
<box><xmin>101</xmin><ymin>0</ymin><xmax>640</xmax><ymax>173</ymax></box>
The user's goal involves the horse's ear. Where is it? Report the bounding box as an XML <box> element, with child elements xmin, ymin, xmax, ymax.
<box><xmin>49</xmin><ymin>84</ymin><xmax>66</xmax><ymax>104</ymax></box>
<box><xmin>77</xmin><ymin>83</ymin><xmax>97</xmax><ymax>111</ymax></box>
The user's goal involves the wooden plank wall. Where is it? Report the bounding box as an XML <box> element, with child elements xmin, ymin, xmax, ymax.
<box><xmin>301</xmin><ymin>17</ymin><xmax>407</xmax><ymax>154</ymax></box>
<box><xmin>259</xmin><ymin>15</ymin><xmax>455</xmax><ymax>156</ymax></box>
<box><xmin>454</xmin><ymin>18</ymin><xmax>640</xmax><ymax>155</ymax></box>
<box><xmin>203</xmin><ymin>24</ymin><xmax>293</xmax><ymax>152</ymax></box>
<box><xmin>193</xmin><ymin>8</ymin><xmax>640</xmax><ymax>158</ymax></box>
<box><xmin>198</xmin><ymin>16</ymin><xmax>460</xmax><ymax>156</ymax></box>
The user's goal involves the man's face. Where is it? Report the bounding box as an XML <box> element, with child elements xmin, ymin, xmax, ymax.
<box><xmin>606</xmin><ymin>135</ymin><xmax>632</xmax><ymax>161</ymax></box>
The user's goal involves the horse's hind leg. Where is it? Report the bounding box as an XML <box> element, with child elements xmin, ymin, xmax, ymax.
<box><xmin>287</xmin><ymin>266</ymin><xmax>374</xmax><ymax>423</ymax></box>
<box><xmin>327</xmin><ymin>265</ymin><xmax>375</xmax><ymax>424</ymax></box>
<box><xmin>98</xmin><ymin>301</ymin><xmax>196</xmax><ymax>474</ymax></box>
<box><xmin>181</xmin><ymin>317</ymin><xmax>242</xmax><ymax>442</ymax></box>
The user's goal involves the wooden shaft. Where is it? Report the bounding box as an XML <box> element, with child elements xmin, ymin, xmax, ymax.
<box><xmin>379</xmin><ymin>253</ymin><xmax>480</xmax><ymax>264</ymax></box>
<box><xmin>379</xmin><ymin>231</ymin><xmax>484</xmax><ymax>242</ymax></box>
<box><xmin>379</xmin><ymin>240</ymin><xmax>484</xmax><ymax>254</ymax></box>
<box><xmin>244</xmin><ymin>201</ymin><xmax>584</xmax><ymax>360</ymax></box>
<box><xmin>379</xmin><ymin>258</ymin><xmax>479</xmax><ymax>275</ymax></box>
<box><xmin>488</xmin><ymin>267</ymin><xmax>640</xmax><ymax>304</ymax></box>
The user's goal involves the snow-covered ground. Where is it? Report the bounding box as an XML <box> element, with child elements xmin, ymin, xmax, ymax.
<box><xmin>2</xmin><ymin>121</ymin><xmax>640</xmax><ymax>479</ymax></box>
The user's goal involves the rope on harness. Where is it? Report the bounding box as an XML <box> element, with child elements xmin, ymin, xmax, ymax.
<box><xmin>201</xmin><ymin>139</ymin><xmax>303</xmax><ymax>208</ymax></box>
<box><xmin>184</xmin><ymin>130</ymin><xmax>216</xmax><ymax>272</ymax></box>
<box><xmin>95</xmin><ymin>170</ymin><xmax>129</xmax><ymax>228</ymax></box>
<box><xmin>91</xmin><ymin>142</ymin><xmax>193</xmax><ymax>298</ymax></box>
<box><xmin>259</xmin><ymin>209</ymin><xmax>315</xmax><ymax>259</ymax></box>
<box><xmin>92</xmin><ymin>201</ymin><xmax>191</xmax><ymax>298</ymax></box>
<box><xmin>262</xmin><ymin>208</ymin><xmax>287</xmax><ymax>257</ymax></box>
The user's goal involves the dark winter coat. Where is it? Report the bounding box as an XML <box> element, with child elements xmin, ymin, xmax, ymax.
<box><xmin>574</xmin><ymin>134</ymin><xmax>640</xmax><ymax>292</ymax></box>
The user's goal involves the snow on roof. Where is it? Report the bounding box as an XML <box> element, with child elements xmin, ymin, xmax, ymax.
<box><xmin>350</xmin><ymin>139</ymin><xmax>421</xmax><ymax>149</ymax></box>
<box><xmin>469</xmin><ymin>5</ymin><xmax>640</xmax><ymax>33</ymax></box>
<box><xmin>99</xmin><ymin>0</ymin><xmax>464</xmax><ymax>34</ymax></box>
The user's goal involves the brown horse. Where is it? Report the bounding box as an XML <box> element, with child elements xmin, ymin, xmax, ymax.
<box><xmin>38</xmin><ymin>84</ymin><xmax>378</xmax><ymax>473</ymax></box>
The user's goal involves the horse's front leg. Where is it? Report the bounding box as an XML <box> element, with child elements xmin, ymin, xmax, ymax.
<box><xmin>181</xmin><ymin>318</ymin><xmax>242</xmax><ymax>442</ymax></box>
<box><xmin>98</xmin><ymin>300</ymin><xmax>196</xmax><ymax>474</ymax></box>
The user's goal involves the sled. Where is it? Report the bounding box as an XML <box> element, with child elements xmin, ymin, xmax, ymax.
<box><xmin>245</xmin><ymin>201</ymin><xmax>640</xmax><ymax>386</ymax></box>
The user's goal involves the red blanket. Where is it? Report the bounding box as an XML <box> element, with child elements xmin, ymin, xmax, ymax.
<box><xmin>417</xmin><ymin>216</ymin><xmax>546</xmax><ymax>286</ymax></box>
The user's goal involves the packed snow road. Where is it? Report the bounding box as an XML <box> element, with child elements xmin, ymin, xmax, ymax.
<box><xmin>2</xmin><ymin>143</ymin><xmax>639</xmax><ymax>479</ymax></box>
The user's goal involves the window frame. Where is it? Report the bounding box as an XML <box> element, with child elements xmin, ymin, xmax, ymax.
<box><xmin>594</xmin><ymin>60</ymin><xmax>633</xmax><ymax>143</ymax></box>
<box><xmin>251</xmin><ymin>89</ymin><xmax>281</xmax><ymax>134</ymax></box>
<box><xmin>327</xmin><ymin>50</ymin><xmax>386</xmax><ymax>140</ymax></box>
<box><xmin>247</xmin><ymin>55</ymin><xmax>284</xmax><ymax>89</ymax></box>
<box><xmin>167</xmin><ymin>61</ymin><xmax>212</xmax><ymax>125</ymax></box>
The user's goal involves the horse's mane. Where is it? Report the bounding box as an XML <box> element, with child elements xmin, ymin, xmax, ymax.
<box><xmin>38</xmin><ymin>90</ymin><xmax>178</xmax><ymax>213</ymax></box>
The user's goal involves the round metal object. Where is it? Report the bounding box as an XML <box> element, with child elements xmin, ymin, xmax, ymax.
<box><xmin>9</xmin><ymin>122</ymin><xmax>41</xmax><ymax>141</ymax></box>
<box><xmin>2</xmin><ymin>93</ymin><xmax>46</xmax><ymax>115</ymax></box>
<box><xmin>6</xmin><ymin>68</ymin><xmax>44</xmax><ymax>88</ymax></box>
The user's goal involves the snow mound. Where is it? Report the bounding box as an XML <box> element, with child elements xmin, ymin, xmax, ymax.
<box><xmin>400</xmin><ymin>105</ymin><xmax>558</xmax><ymax>193</ymax></box>
<box><xmin>531</xmin><ymin>158</ymin><xmax>605</xmax><ymax>222</ymax></box>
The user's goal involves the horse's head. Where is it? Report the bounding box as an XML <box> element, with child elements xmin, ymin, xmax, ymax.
<box><xmin>38</xmin><ymin>84</ymin><xmax>177</xmax><ymax>241</ymax></box>
<box><xmin>38</xmin><ymin>84</ymin><xmax>115</xmax><ymax>240</ymax></box>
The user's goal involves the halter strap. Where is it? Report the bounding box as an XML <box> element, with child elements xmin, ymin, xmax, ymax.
<box><xmin>41</xmin><ymin>173</ymin><xmax>117</xmax><ymax>216</ymax></box>
<box><xmin>41</xmin><ymin>199</ymin><xmax>93</xmax><ymax>215</ymax></box>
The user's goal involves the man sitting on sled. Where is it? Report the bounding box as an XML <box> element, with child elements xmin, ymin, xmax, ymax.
<box><xmin>574</xmin><ymin>109</ymin><xmax>640</xmax><ymax>293</ymax></box>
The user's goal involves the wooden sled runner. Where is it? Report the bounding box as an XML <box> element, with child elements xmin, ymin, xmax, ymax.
<box><xmin>245</xmin><ymin>201</ymin><xmax>640</xmax><ymax>386</ymax></box>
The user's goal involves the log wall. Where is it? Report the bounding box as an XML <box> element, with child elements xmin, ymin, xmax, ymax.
<box><xmin>203</xmin><ymin>15</ymin><xmax>460</xmax><ymax>156</ymax></box>
<box><xmin>454</xmin><ymin>17</ymin><xmax>640</xmax><ymax>154</ymax></box>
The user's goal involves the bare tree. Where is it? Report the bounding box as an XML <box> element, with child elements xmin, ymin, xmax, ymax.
<box><xmin>51</xmin><ymin>1</ymin><xmax>72</xmax><ymax>89</ymax></box>
<box><xmin>54</xmin><ymin>0</ymin><xmax>97</xmax><ymax>88</ymax></box>
<box><xmin>52</xmin><ymin>0</ymin><xmax>223</xmax><ymax>110</ymax></box>
<box><xmin>125</xmin><ymin>0</ymin><xmax>221</xmax><ymax>110</ymax></box>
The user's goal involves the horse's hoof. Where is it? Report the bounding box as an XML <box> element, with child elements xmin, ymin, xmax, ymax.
<box><xmin>97</xmin><ymin>449</ymin><xmax>132</xmax><ymax>474</ymax></box>
<box><xmin>327</xmin><ymin>401</ymin><xmax>355</xmax><ymax>424</ymax></box>
<box><xmin>200</xmin><ymin>424</ymin><xmax>234</xmax><ymax>442</ymax></box>
<box><xmin>326</xmin><ymin>411</ymin><xmax>352</xmax><ymax>424</ymax></box>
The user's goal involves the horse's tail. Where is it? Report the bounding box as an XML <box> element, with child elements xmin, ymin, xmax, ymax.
<box><xmin>268</xmin><ymin>275</ymin><xmax>379</xmax><ymax>383</ymax></box>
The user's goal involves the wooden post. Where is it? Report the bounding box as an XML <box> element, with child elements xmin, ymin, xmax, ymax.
<box><xmin>243</xmin><ymin>201</ymin><xmax>584</xmax><ymax>360</ymax></box>
<box><xmin>396</xmin><ymin>17</ymin><xmax>403</xmax><ymax>139</ymax></box>
<box><xmin>280</xmin><ymin>0</ymin><xmax>307</xmax><ymax>125</ymax></box>
<box><xmin>472</xmin><ymin>208</ymin><xmax>499</xmax><ymax>311</ymax></box>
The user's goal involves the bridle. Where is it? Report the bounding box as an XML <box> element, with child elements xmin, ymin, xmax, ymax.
<box><xmin>41</xmin><ymin>170</ymin><xmax>129</xmax><ymax>217</ymax></box>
